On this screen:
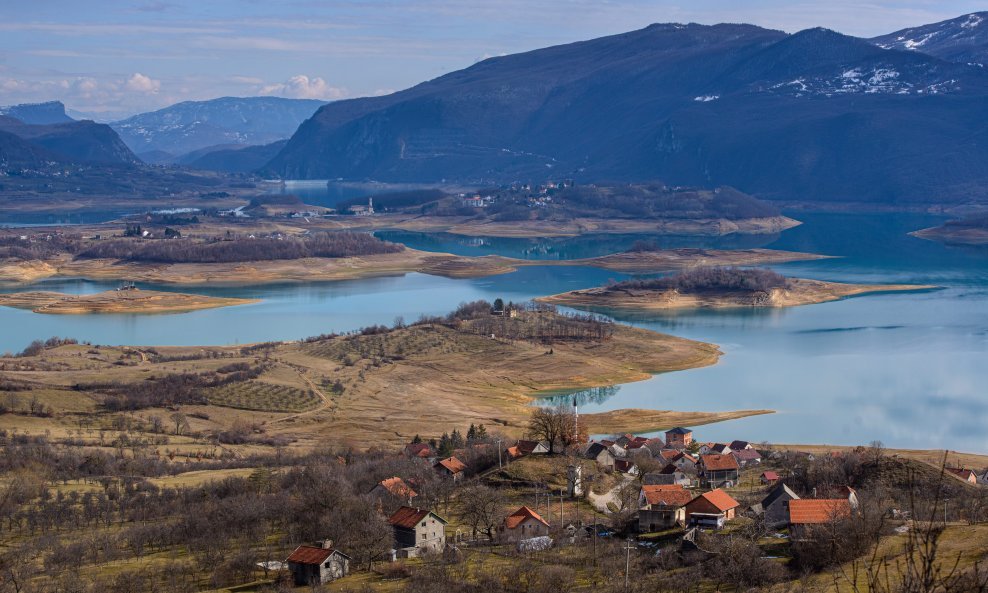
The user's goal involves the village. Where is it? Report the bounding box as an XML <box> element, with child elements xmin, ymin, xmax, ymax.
<box><xmin>270</xmin><ymin>411</ymin><xmax>988</xmax><ymax>590</ymax></box>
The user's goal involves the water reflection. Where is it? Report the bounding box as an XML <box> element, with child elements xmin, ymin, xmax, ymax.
<box><xmin>536</xmin><ymin>386</ymin><xmax>620</xmax><ymax>407</ymax></box>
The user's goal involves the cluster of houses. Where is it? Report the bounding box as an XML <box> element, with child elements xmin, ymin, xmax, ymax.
<box><xmin>286</xmin><ymin>425</ymin><xmax>977</xmax><ymax>587</ymax></box>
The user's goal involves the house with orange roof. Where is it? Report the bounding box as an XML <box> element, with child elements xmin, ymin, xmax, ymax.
<box><xmin>699</xmin><ymin>454</ymin><xmax>740</xmax><ymax>488</ymax></box>
<box><xmin>684</xmin><ymin>488</ymin><xmax>740</xmax><ymax>529</ymax></box>
<box><xmin>285</xmin><ymin>541</ymin><xmax>352</xmax><ymax>586</ymax></box>
<box><xmin>388</xmin><ymin>506</ymin><xmax>447</xmax><ymax>557</ymax></box>
<box><xmin>501</xmin><ymin>506</ymin><xmax>550</xmax><ymax>540</ymax></box>
<box><xmin>788</xmin><ymin>499</ymin><xmax>852</xmax><ymax>539</ymax></box>
<box><xmin>369</xmin><ymin>477</ymin><xmax>417</xmax><ymax>505</ymax></box>
<box><xmin>433</xmin><ymin>456</ymin><xmax>468</xmax><ymax>481</ymax></box>
<box><xmin>638</xmin><ymin>484</ymin><xmax>694</xmax><ymax>531</ymax></box>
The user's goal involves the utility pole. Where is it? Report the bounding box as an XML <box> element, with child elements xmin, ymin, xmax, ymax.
<box><xmin>496</xmin><ymin>439</ymin><xmax>502</xmax><ymax>469</ymax></box>
<box><xmin>559</xmin><ymin>490</ymin><xmax>563</xmax><ymax>527</ymax></box>
<box><xmin>624</xmin><ymin>539</ymin><xmax>635</xmax><ymax>591</ymax></box>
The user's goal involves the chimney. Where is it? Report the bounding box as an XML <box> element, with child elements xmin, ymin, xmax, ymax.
<box><xmin>321</xmin><ymin>539</ymin><xmax>333</xmax><ymax>549</ymax></box>
<box><xmin>812</xmin><ymin>488</ymin><xmax>817</xmax><ymax>498</ymax></box>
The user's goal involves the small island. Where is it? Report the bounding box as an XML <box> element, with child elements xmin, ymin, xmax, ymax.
<box><xmin>911</xmin><ymin>215</ymin><xmax>988</xmax><ymax>245</ymax></box>
<box><xmin>538</xmin><ymin>267</ymin><xmax>937</xmax><ymax>311</ymax></box>
<box><xmin>0</xmin><ymin>287</ymin><xmax>257</xmax><ymax>314</ymax></box>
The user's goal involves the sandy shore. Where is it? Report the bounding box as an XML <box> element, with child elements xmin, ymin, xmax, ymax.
<box><xmin>538</xmin><ymin>278</ymin><xmax>938</xmax><ymax>311</ymax></box>
<box><xmin>0</xmin><ymin>288</ymin><xmax>257</xmax><ymax>314</ymax></box>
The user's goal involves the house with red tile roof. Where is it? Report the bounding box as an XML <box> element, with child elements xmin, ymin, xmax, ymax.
<box><xmin>760</xmin><ymin>471</ymin><xmax>780</xmax><ymax>485</ymax></box>
<box><xmin>699</xmin><ymin>454</ymin><xmax>740</xmax><ymax>488</ymax></box>
<box><xmin>285</xmin><ymin>541</ymin><xmax>352</xmax><ymax>586</ymax></box>
<box><xmin>516</xmin><ymin>440</ymin><xmax>549</xmax><ymax>456</ymax></box>
<box><xmin>684</xmin><ymin>489</ymin><xmax>740</xmax><ymax>529</ymax></box>
<box><xmin>638</xmin><ymin>484</ymin><xmax>693</xmax><ymax>531</ymax></box>
<box><xmin>788</xmin><ymin>499</ymin><xmax>852</xmax><ymax>539</ymax></box>
<box><xmin>388</xmin><ymin>506</ymin><xmax>447</xmax><ymax>558</ymax></box>
<box><xmin>370</xmin><ymin>477</ymin><xmax>417</xmax><ymax>505</ymax></box>
<box><xmin>502</xmin><ymin>506</ymin><xmax>550</xmax><ymax>540</ymax></box>
<box><xmin>614</xmin><ymin>458</ymin><xmax>639</xmax><ymax>475</ymax></box>
<box><xmin>732</xmin><ymin>448</ymin><xmax>762</xmax><ymax>467</ymax></box>
<box><xmin>403</xmin><ymin>442</ymin><xmax>433</xmax><ymax>459</ymax></box>
<box><xmin>946</xmin><ymin>467</ymin><xmax>978</xmax><ymax>484</ymax></box>
<box><xmin>433</xmin><ymin>456</ymin><xmax>468</xmax><ymax>481</ymax></box>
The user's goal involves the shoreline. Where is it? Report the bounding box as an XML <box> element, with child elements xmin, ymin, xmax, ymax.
<box><xmin>0</xmin><ymin>246</ymin><xmax>829</xmax><ymax>286</ymax></box>
<box><xmin>537</xmin><ymin>278</ymin><xmax>939</xmax><ymax>311</ymax></box>
<box><xmin>0</xmin><ymin>288</ymin><xmax>258</xmax><ymax>314</ymax></box>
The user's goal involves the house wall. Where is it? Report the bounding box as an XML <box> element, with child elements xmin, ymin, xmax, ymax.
<box><xmin>703</xmin><ymin>469</ymin><xmax>739</xmax><ymax>487</ymax></box>
<box><xmin>764</xmin><ymin>498</ymin><xmax>793</xmax><ymax>527</ymax></box>
<box><xmin>638</xmin><ymin>507</ymin><xmax>684</xmax><ymax>532</ymax></box>
<box><xmin>503</xmin><ymin>517</ymin><xmax>549</xmax><ymax>541</ymax></box>
<box><xmin>288</xmin><ymin>555</ymin><xmax>349</xmax><ymax>586</ymax></box>
<box><xmin>685</xmin><ymin>498</ymin><xmax>735</xmax><ymax>524</ymax></box>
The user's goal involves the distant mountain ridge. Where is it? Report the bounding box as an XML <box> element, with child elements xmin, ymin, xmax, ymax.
<box><xmin>871</xmin><ymin>12</ymin><xmax>988</xmax><ymax>64</ymax></box>
<box><xmin>0</xmin><ymin>116</ymin><xmax>138</xmax><ymax>166</ymax></box>
<box><xmin>111</xmin><ymin>96</ymin><xmax>326</xmax><ymax>158</ymax></box>
<box><xmin>264</xmin><ymin>20</ymin><xmax>988</xmax><ymax>206</ymax></box>
<box><xmin>0</xmin><ymin>101</ymin><xmax>74</xmax><ymax>125</ymax></box>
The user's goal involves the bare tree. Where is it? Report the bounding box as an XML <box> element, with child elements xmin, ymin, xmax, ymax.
<box><xmin>457</xmin><ymin>483</ymin><xmax>506</xmax><ymax>542</ymax></box>
<box><xmin>528</xmin><ymin>406</ymin><xmax>576</xmax><ymax>455</ymax></box>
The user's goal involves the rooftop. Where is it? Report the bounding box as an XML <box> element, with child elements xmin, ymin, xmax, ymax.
<box><xmin>701</xmin><ymin>454</ymin><xmax>740</xmax><ymax>471</ymax></box>
<box><xmin>690</xmin><ymin>488</ymin><xmax>740</xmax><ymax>512</ymax></box>
<box><xmin>789</xmin><ymin>499</ymin><xmax>852</xmax><ymax>524</ymax></box>
<box><xmin>504</xmin><ymin>506</ymin><xmax>549</xmax><ymax>529</ymax></box>
<box><xmin>388</xmin><ymin>506</ymin><xmax>446</xmax><ymax>529</ymax></box>
<box><xmin>641</xmin><ymin>484</ymin><xmax>693</xmax><ymax>507</ymax></box>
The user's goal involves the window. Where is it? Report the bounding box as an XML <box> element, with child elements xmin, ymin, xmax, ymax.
<box><xmin>421</xmin><ymin>521</ymin><xmax>426</xmax><ymax>527</ymax></box>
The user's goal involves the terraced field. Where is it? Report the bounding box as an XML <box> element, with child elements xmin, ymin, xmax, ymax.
<box><xmin>205</xmin><ymin>380</ymin><xmax>322</xmax><ymax>412</ymax></box>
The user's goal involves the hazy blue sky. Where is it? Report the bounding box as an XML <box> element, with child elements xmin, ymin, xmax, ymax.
<box><xmin>0</xmin><ymin>0</ymin><xmax>982</xmax><ymax>118</ymax></box>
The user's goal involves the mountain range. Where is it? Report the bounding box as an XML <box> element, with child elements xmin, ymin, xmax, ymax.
<box><xmin>872</xmin><ymin>12</ymin><xmax>988</xmax><ymax>64</ymax></box>
<box><xmin>110</xmin><ymin>97</ymin><xmax>326</xmax><ymax>161</ymax></box>
<box><xmin>262</xmin><ymin>15</ymin><xmax>988</xmax><ymax>206</ymax></box>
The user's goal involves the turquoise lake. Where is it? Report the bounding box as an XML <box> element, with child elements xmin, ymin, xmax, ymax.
<box><xmin>3</xmin><ymin>211</ymin><xmax>988</xmax><ymax>453</ymax></box>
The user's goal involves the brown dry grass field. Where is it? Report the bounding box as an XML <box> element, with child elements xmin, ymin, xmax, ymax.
<box><xmin>0</xmin><ymin>311</ymin><xmax>757</xmax><ymax>455</ymax></box>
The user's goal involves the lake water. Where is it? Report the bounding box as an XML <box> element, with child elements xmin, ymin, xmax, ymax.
<box><xmin>3</xmin><ymin>211</ymin><xmax>988</xmax><ymax>453</ymax></box>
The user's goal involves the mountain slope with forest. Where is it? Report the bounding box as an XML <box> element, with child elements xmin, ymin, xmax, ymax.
<box><xmin>871</xmin><ymin>12</ymin><xmax>988</xmax><ymax>64</ymax></box>
<box><xmin>265</xmin><ymin>21</ymin><xmax>988</xmax><ymax>206</ymax></box>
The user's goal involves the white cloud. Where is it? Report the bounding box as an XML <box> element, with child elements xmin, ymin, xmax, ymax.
<box><xmin>124</xmin><ymin>72</ymin><xmax>160</xmax><ymax>94</ymax></box>
<box><xmin>259</xmin><ymin>75</ymin><xmax>345</xmax><ymax>99</ymax></box>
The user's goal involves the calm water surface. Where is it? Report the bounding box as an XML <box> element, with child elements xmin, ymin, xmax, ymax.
<box><xmin>3</xmin><ymin>212</ymin><xmax>988</xmax><ymax>452</ymax></box>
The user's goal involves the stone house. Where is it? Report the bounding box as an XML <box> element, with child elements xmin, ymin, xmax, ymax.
<box><xmin>388</xmin><ymin>506</ymin><xmax>447</xmax><ymax>558</ymax></box>
<box><xmin>285</xmin><ymin>542</ymin><xmax>351</xmax><ymax>586</ymax></box>
<box><xmin>370</xmin><ymin>477</ymin><xmax>417</xmax><ymax>506</ymax></box>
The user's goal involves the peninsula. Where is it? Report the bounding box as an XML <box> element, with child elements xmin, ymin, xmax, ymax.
<box><xmin>538</xmin><ymin>268</ymin><xmax>937</xmax><ymax>311</ymax></box>
<box><xmin>0</xmin><ymin>302</ymin><xmax>764</xmax><ymax>448</ymax></box>
<box><xmin>911</xmin><ymin>215</ymin><xmax>988</xmax><ymax>245</ymax></box>
<box><xmin>0</xmin><ymin>288</ymin><xmax>257</xmax><ymax>314</ymax></box>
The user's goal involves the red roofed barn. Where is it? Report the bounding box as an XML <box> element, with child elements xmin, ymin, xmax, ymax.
<box><xmin>285</xmin><ymin>541</ymin><xmax>351</xmax><ymax>586</ymax></box>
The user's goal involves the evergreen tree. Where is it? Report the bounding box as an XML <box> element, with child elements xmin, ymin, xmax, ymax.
<box><xmin>438</xmin><ymin>432</ymin><xmax>453</xmax><ymax>456</ymax></box>
<box><xmin>450</xmin><ymin>429</ymin><xmax>464</xmax><ymax>449</ymax></box>
<box><xmin>477</xmin><ymin>424</ymin><xmax>488</xmax><ymax>439</ymax></box>
<box><xmin>467</xmin><ymin>424</ymin><xmax>477</xmax><ymax>441</ymax></box>
<box><xmin>412</xmin><ymin>434</ymin><xmax>422</xmax><ymax>444</ymax></box>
